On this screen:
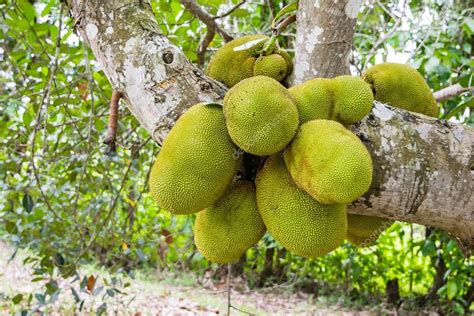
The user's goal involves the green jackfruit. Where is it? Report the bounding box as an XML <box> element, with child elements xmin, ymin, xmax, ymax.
<box><xmin>289</xmin><ymin>76</ymin><xmax>373</xmax><ymax>125</ymax></box>
<box><xmin>253</xmin><ymin>54</ymin><xmax>288</xmax><ymax>82</ymax></box>
<box><xmin>347</xmin><ymin>214</ymin><xmax>392</xmax><ymax>247</ymax></box>
<box><xmin>149</xmin><ymin>103</ymin><xmax>242</xmax><ymax>214</ymax></box>
<box><xmin>207</xmin><ymin>36</ymin><xmax>293</xmax><ymax>87</ymax></box>
<box><xmin>288</xmin><ymin>78</ymin><xmax>332</xmax><ymax>123</ymax></box>
<box><xmin>224</xmin><ymin>76</ymin><xmax>299</xmax><ymax>156</ymax></box>
<box><xmin>284</xmin><ymin>120</ymin><xmax>373</xmax><ymax>204</ymax></box>
<box><xmin>277</xmin><ymin>49</ymin><xmax>293</xmax><ymax>77</ymax></box>
<box><xmin>194</xmin><ymin>181</ymin><xmax>265</xmax><ymax>264</ymax></box>
<box><xmin>256</xmin><ymin>154</ymin><xmax>347</xmax><ymax>258</ymax></box>
<box><xmin>362</xmin><ymin>63</ymin><xmax>438</xmax><ymax>117</ymax></box>
<box><xmin>207</xmin><ymin>35</ymin><xmax>268</xmax><ymax>87</ymax></box>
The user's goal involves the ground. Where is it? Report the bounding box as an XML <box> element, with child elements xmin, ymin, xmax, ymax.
<box><xmin>0</xmin><ymin>241</ymin><xmax>384</xmax><ymax>315</ymax></box>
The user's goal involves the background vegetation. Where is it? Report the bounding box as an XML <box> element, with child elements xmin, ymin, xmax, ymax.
<box><xmin>0</xmin><ymin>0</ymin><xmax>472</xmax><ymax>314</ymax></box>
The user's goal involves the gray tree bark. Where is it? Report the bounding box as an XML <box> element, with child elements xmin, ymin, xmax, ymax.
<box><xmin>292</xmin><ymin>0</ymin><xmax>362</xmax><ymax>83</ymax></box>
<box><xmin>67</xmin><ymin>0</ymin><xmax>474</xmax><ymax>251</ymax></box>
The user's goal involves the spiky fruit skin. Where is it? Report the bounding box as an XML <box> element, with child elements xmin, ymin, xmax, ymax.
<box><xmin>288</xmin><ymin>78</ymin><xmax>333</xmax><ymax>123</ymax></box>
<box><xmin>277</xmin><ymin>50</ymin><xmax>293</xmax><ymax>76</ymax></box>
<box><xmin>362</xmin><ymin>63</ymin><xmax>438</xmax><ymax>117</ymax></box>
<box><xmin>289</xmin><ymin>76</ymin><xmax>373</xmax><ymax>125</ymax></box>
<box><xmin>224</xmin><ymin>76</ymin><xmax>299</xmax><ymax>156</ymax></box>
<box><xmin>207</xmin><ymin>35</ymin><xmax>268</xmax><ymax>87</ymax></box>
<box><xmin>253</xmin><ymin>54</ymin><xmax>288</xmax><ymax>82</ymax></box>
<box><xmin>194</xmin><ymin>181</ymin><xmax>265</xmax><ymax>264</ymax></box>
<box><xmin>149</xmin><ymin>104</ymin><xmax>242</xmax><ymax>214</ymax></box>
<box><xmin>347</xmin><ymin>214</ymin><xmax>393</xmax><ymax>247</ymax></box>
<box><xmin>256</xmin><ymin>154</ymin><xmax>347</xmax><ymax>258</ymax></box>
<box><xmin>332</xmin><ymin>76</ymin><xmax>374</xmax><ymax>124</ymax></box>
<box><xmin>284</xmin><ymin>120</ymin><xmax>373</xmax><ymax>204</ymax></box>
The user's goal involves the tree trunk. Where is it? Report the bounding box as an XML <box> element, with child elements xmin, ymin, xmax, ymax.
<box><xmin>292</xmin><ymin>0</ymin><xmax>361</xmax><ymax>82</ymax></box>
<box><xmin>67</xmin><ymin>0</ymin><xmax>474</xmax><ymax>252</ymax></box>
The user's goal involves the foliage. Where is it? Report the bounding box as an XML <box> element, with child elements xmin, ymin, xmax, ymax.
<box><xmin>0</xmin><ymin>0</ymin><xmax>472</xmax><ymax>314</ymax></box>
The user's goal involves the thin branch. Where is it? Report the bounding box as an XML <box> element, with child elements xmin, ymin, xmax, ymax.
<box><xmin>104</xmin><ymin>90</ymin><xmax>123</xmax><ymax>153</ymax></box>
<box><xmin>179</xmin><ymin>0</ymin><xmax>233</xmax><ymax>42</ymax></box>
<box><xmin>433</xmin><ymin>83</ymin><xmax>473</xmax><ymax>102</ymax></box>
<box><xmin>273</xmin><ymin>14</ymin><xmax>296</xmax><ymax>35</ymax></box>
<box><xmin>197</xmin><ymin>29</ymin><xmax>215</xmax><ymax>66</ymax></box>
<box><xmin>362</xmin><ymin>16</ymin><xmax>402</xmax><ymax>71</ymax></box>
<box><xmin>29</xmin><ymin>2</ymin><xmax>66</xmax><ymax>221</ymax></box>
<box><xmin>214</xmin><ymin>0</ymin><xmax>246</xmax><ymax>19</ymax></box>
<box><xmin>265</xmin><ymin>0</ymin><xmax>276</xmax><ymax>21</ymax></box>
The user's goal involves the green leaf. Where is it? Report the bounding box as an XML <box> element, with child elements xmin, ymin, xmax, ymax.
<box><xmin>272</xmin><ymin>1</ymin><xmax>298</xmax><ymax>28</ymax></box>
<box><xmin>444</xmin><ymin>97</ymin><xmax>473</xmax><ymax>119</ymax></box>
<box><xmin>41</xmin><ymin>1</ymin><xmax>55</xmax><ymax>17</ymax></box>
<box><xmin>17</xmin><ymin>0</ymin><xmax>37</xmax><ymax>23</ymax></box>
<box><xmin>12</xmin><ymin>294</ymin><xmax>23</xmax><ymax>305</ymax></box>
<box><xmin>446</xmin><ymin>280</ymin><xmax>458</xmax><ymax>300</ymax></box>
<box><xmin>459</xmin><ymin>74</ymin><xmax>473</xmax><ymax>88</ymax></box>
<box><xmin>22</xmin><ymin>193</ymin><xmax>34</xmax><ymax>213</ymax></box>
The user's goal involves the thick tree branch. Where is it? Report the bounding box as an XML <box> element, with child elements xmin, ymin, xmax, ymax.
<box><xmin>292</xmin><ymin>0</ymin><xmax>361</xmax><ymax>82</ymax></box>
<box><xmin>68</xmin><ymin>0</ymin><xmax>474</xmax><ymax>250</ymax></box>
<box><xmin>433</xmin><ymin>83</ymin><xmax>473</xmax><ymax>102</ymax></box>
<box><xmin>179</xmin><ymin>0</ymin><xmax>233</xmax><ymax>42</ymax></box>
<box><xmin>67</xmin><ymin>0</ymin><xmax>226</xmax><ymax>144</ymax></box>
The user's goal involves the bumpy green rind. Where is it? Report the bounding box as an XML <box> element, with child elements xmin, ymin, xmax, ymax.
<box><xmin>332</xmin><ymin>76</ymin><xmax>374</xmax><ymax>124</ymax></box>
<box><xmin>149</xmin><ymin>103</ymin><xmax>242</xmax><ymax>214</ymax></box>
<box><xmin>347</xmin><ymin>214</ymin><xmax>393</xmax><ymax>247</ymax></box>
<box><xmin>194</xmin><ymin>181</ymin><xmax>266</xmax><ymax>264</ymax></box>
<box><xmin>284</xmin><ymin>119</ymin><xmax>373</xmax><ymax>204</ymax></box>
<box><xmin>256</xmin><ymin>154</ymin><xmax>347</xmax><ymax>258</ymax></box>
<box><xmin>362</xmin><ymin>62</ymin><xmax>438</xmax><ymax>117</ymax></box>
<box><xmin>276</xmin><ymin>49</ymin><xmax>293</xmax><ymax>77</ymax></box>
<box><xmin>289</xmin><ymin>76</ymin><xmax>373</xmax><ymax>125</ymax></box>
<box><xmin>224</xmin><ymin>76</ymin><xmax>299</xmax><ymax>156</ymax></box>
<box><xmin>207</xmin><ymin>35</ymin><xmax>268</xmax><ymax>87</ymax></box>
<box><xmin>253</xmin><ymin>54</ymin><xmax>288</xmax><ymax>82</ymax></box>
<box><xmin>288</xmin><ymin>78</ymin><xmax>333</xmax><ymax>123</ymax></box>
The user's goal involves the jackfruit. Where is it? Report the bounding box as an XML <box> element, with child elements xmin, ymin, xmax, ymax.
<box><xmin>288</xmin><ymin>78</ymin><xmax>332</xmax><ymax>123</ymax></box>
<box><xmin>332</xmin><ymin>76</ymin><xmax>374</xmax><ymax>124</ymax></box>
<box><xmin>194</xmin><ymin>181</ymin><xmax>265</xmax><ymax>264</ymax></box>
<box><xmin>284</xmin><ymin>119</ymin><xmax>373</xmax><ymax>204</ymax></box>
<box><xmin>362</xmin><ymin>63</ymin><xmax>438</xmax><ymax>117</ymax></box>
<box><xmin>224</xmin><ymin>76</ymin><xmax>299</xmax><ymax>156</ymax></box>
<box><xmin>253</xmin><ymin>54</ymin><xmax>288</xmax><ymax>82</ymax></box>
<box><xmin>277</xmin><ymin>49</ymin><xmax>293</xmax><ymax>77</ymax></box>
<box><xmin>289</xmin><ymin>76</ymin><xmax>373</xmax><ymax>125</ymax></box>
<box><xmin>149</xmin><ymin>103</ymin><xmax>242</xmax><ymax>214</ymax></box>
<box><xmin>256</xmin><ymin>154</ymin><xmax>347</xmax><ymax>258</ymax></box>
<box><xmin>347</xmin><ymin>214</ymin><xmax>392</xmax><ymax>247</ymax></box>
<box><xmin>207</xmin><ymin>35</ymin><xmax>267</xmax><ymax>88</ymax></box>
<box><xmin>207</xmin><ymin>35</ymin><xmax>292</xmax><ymax>87</ymax></box>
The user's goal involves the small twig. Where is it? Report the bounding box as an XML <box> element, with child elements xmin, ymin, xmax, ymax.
<box><xmin>265</xmin><ymin>0</ymin><xmax>276</xmax><ymax>21</ymax></box>
<box><xmin>197</xmin><ymin>29</ymin><xmax>216</xmax><ymax>66</ymax></box>
<box><xmin>273</xmin><ymin>14</ymin><xmax>296</xmax><ymax>35</ymax></box>
<box><xmin>433</xmin><ymin>83</ymin><xmax>473</xmax><ymax>102</ymax></box>
<box><xmin>214</xmin><ymin>0</ymin><xmax>246</xmax><ymax>19</ymax></box>
<box><xmin>104</xmin><ymin>90</ymin><xmax>123</xmax><ymax>153</ymax></box>
<box><xmin>179</xmin><ymin>0</ymin><xmax>233</xmax><ymax>42</ymax></box>
<box><xmin>30</xmin><ymin>2</ymin><xmax>65</xmax><ymax>220</ymax></box>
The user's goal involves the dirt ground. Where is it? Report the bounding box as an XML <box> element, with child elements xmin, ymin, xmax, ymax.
<box><xmin>0</xmin><ymin>241</ymin><xmax>381</xmax><ymax>315</ymax></box>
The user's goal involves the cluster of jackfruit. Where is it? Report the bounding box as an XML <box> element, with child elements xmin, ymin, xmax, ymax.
<box><xmin>149</xmin><ymin>38</ymin><xmax>439</xmax><ymax>263</ymax></box>
<box><xmin>207</xmin><ymin>35</ymin><xmax>293</xmax><ymax>87</ymax></box>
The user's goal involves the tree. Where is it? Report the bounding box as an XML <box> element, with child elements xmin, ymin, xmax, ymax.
<box><xmin>65</xmin><ymin>0</ymin><xmax>473</xmax><ymax>251</ymax></box>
